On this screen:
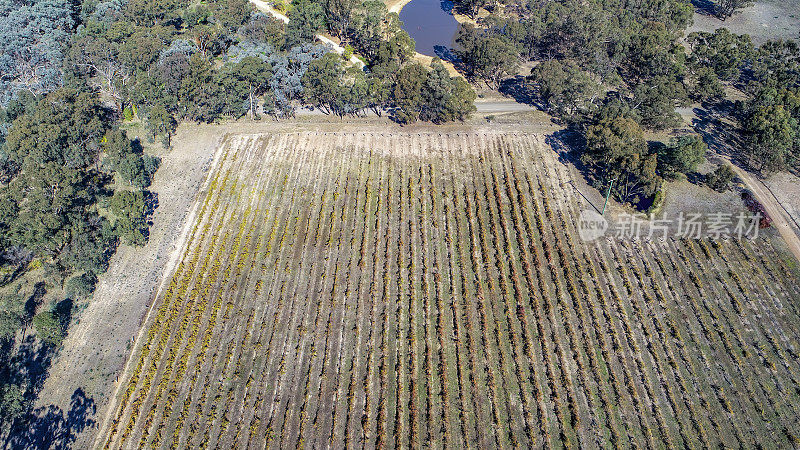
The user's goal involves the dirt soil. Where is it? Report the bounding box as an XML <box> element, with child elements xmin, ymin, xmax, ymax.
<box><xmin>763</xmin><ymin>171</ymin><xmax>800</xmax><ymax>230</ymax></box>
<box><xmin>688</xmin><ymin>0</ymin><xmax>800</xmax><ymax>45</ymax></box>
<box><xmin>34</xmin><ymin>124</ymin><xmax>226</xmax><ymax>449</ymax></box>
<box><xmin>729</xmin><ymin>163</ymin><xmax>800</xmax><ymax>263</ymax></box>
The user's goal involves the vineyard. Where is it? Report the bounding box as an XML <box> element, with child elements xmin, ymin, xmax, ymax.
<box><xmin>99</xmin><ymin>131</ymin><xmax>800</xmax><ymax>449</ymax></box>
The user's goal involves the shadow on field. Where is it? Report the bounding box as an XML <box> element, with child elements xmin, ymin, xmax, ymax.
<box><xmin>691</xmin><ymin>100</ymin><xmax>747</xmax><ymax>165</ymax></box>
<box><xmin>545</xmin><ymin>129</ymin><xmax>603</xmax><ymax>213</ymax></box>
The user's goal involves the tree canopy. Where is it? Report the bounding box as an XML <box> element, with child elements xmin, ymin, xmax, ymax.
<box><xmin>582</xmin><ymin>116</ymin><xmax>660</xmax><ymax>206</ymax></box>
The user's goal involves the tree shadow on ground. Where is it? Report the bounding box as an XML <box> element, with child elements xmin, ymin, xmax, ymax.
<box><xmin>144</xmin><ymin>191</ymin><xmax>159</xmax><ymax>225</ymax></box>
<box><xmin>691</xmin><ymin>100</ymin><xmax>748</xmax><ymax>166</ymax></box>
<box><xmin>4</xmin><ymin>388</ymin><xmax>96</xmax><ymax>449</ymax></box>
<box><xmin>545</xmin><ymin>128</ymin><xmax>605</xmax><ymax>212</ymax></box>
<box><xmin>23</xmin><ymin>283</ymin><xmax>47</xmax><ymax>324</ymax></box>
<box><xmin>14</xmin><ymin>337</ymin><xmax>53</xmax><ymax>396</ymax></box>
<box><xmin>545</xmin><ymin>127</ymin><xmax>585</xmax><ymax>163</ymax></box>
<box><xmin>499</xmin><ymin>76</ymin><xmax>540</xmax><ymax>107</ymax></box>
<box><xmin>433</xmin><ymin>45</ymin><xmax>459</xmax><ymax>64</ymax></box>
<box><xmin>692</xmin><ymin>0</ymin><xmax>717</xmax><ymax>16</ymax></box>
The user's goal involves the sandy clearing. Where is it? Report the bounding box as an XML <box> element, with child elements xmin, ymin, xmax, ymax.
<box><xmin>386</xmin><ymin>0</ymin><xmax>412</xmax><ymax>14</ymax></box>
<box><xmin>688</xmin><ymin>0</ymin><xmax>800</xmax><ymax>45</ymax></box>
<box><xmin>763</xmin><ymin>171</ymin><xmax>800</xmax><ymax>230</ymax></box>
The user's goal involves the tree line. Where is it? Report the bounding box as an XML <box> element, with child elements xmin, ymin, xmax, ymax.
<box><xmin>452</xmin><ymin>0</ymin><xmax>798</xmax><ymax>207</ymax></box>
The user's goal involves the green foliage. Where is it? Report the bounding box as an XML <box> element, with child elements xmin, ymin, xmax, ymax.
<box><xmin>110</xmin><ymin>190</ymin><xmax>148</xmax><ymax>246</ymax></box>
<box><xmin>419</xmin><ymin>61</ymin><xmax>477</xmax><ymax>124</ymax></box>
<box><xmin>706</xmin><ymin>164</ymin><xmax>736</xmax><ymax>192</ymax></box>
<box><xmin>286</xmin><ymin>0</ymin><xmax>327</xmax><ymax>48</ymax></box>
<box><xmin>218</xmin><ymin>56</ymin><xmax>274</xmax><ymax>119</ymax></box>
<box><xmin>456</xmin><ymin>25</ymin><xmax>519</xmax><ymax>88</ymax></box>
<box><xmin>714</xmin><ymin>0</ymin><xmax>754</xmax><ymax>20</ymax></box>
<box><xmin>630</xmin><ymin>76</ymin><xmax>687</xmax><ymax>130</ymax></box>
<box><xmin>582</xmin><ymin>116</ymin><xmax>660</xmax><ymax>206</ymax></box>
<box><xmin>452</xmin><ymin>0</ymin><xmax>489</xmax><ymax>18</ymax></box>
<box><xmin>0</xmin><ymin>383</ymin><xmax>25</xmax><ymax>427</ymax></box>
<box><xmin>183</xmin><ymin>5</ymin><xmax>212</xmax><ymax>27</ymax></box>
<box><xmin>302</xmin><ymin>53</ymin><xmax>347</xmax><ymax>115</ymax></box>
<box><xmin>209</xmin><ymin>0</ymin><xmax>251</xmax><ymax>30</ymax></box>
<box><xmin>123</xmin><ymin>0</ymin><xmax>182</xmax><ymax>26</ymax></box>
<box><xmin>146</xmin><ymin>104</ymin><xmax>178</xmax><ymax>147</ymax></box>
<box><xmin>740</xmin><ymin>44</ymin><xmax>800</xmax><ymax>174</ymax></box>
<box><xmin>623</xmin><ymin>22</ymin><xmax>686</xmax><ymax>83</ymax></box>
<box><xmin>2</xmin><ymin>90</ymin><xmax>109</xmax><ymax>256</ymax></box>
<box><xmin>119</xmin><ymin>29</ymin><xmax>168</xmax><ymax>74</ymax></box>
<box><xmin>687</xmin><ymin>66</ymin><xmax>725</xmax><ymax>102</ymax></box>
<box><xmin>453</xmin><ymin>0</ymin><xmax>701</xmax><ymax>130</ymax></box>
<box><xmin>688</xmin><ymin>29</ymin><xmax>753</xmax><ymax>82</ymax></box>
<box><xmin>743</xmin><ymin>104</ymin><xmax>798</xmax><ymax>173</ymax></box>
<box><xmin>323</xmin><ymin>0</ymin><xmax>356</xmax><ymax>37</ymax></box>
<box><xmin>657</xmin><ymin>135</ymin><xmax>707</xmax><ymax>179</ymax></box>
<box><xmin>529</xmin><ymin>60</ymin><xmax>604</xmax><ymax>123</ymax></box>
<box><xmin>751</xmin><ymin>40</ymin><xmax>800</xmax><ymax>90</ymax></box>
<box><xmin>118</xmin><ymin>153</ymin><xmax>160</xmax><ymax>189</ymax></box>
<box><xmin>365</xmin><ymin>74</ymin><xmax>391</xmax><ymax>116</ymax></box>
<box><xmin>103</xmin><ymin>129</ymin><xmax>134</xmax><ymax>168</ymax></box>
<box><xmin>0</xmin><ymin>294</ymin><xmax>24</xmax><ymax>343</ymax></box>
<box><xmin>237</xmin><ymin>13</ymin><xmax>286</xmax><ymax>47</ymax></box>
<box><xmin>103</xmin><ymin>129</ymin><xmax>160</xmax><ymax>188</ymax></box>
<box><xmin>123</xmin><ymin>106</ymin><xmax>134</xmax><ymax>121</ymax></box>
<box><xmin>65</xmin><ymin>273</ymin><xmax>98</xmax><ymax>299</ymax></box>
<box><xmin>57</xmin><ymin>216</ymin><xmax>117</xmax><ymax>277</ymax></box>
<box><xmin>391</xmin><ymin>61</ymin><xmax>477</xmax><ymax>124</ymax></box>
<box><xmin>302</xmin><ymin>53</ymin><xmax>371</xmax><ymax>117</ymax></box>
<box><xmin>392</xmin><ymin>63</ymin><xmax>428</xmax><ymax>124</ymax></box>
<box><xmin>33</xmin><ymin>310</ymin><xmax>65</xmax><ymax>347</ymax></box>
<box><xmin>179</xmin><ymin>54</ymin><xmax>225</xmax><ymax>123</ymax></box>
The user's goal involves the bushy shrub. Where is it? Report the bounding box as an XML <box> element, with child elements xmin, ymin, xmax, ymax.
<box><xmin>33</xmin><ymin>310</ymin><xmax>64</xmax><ymax>347</ymax></box>
<box><xmin>706</xmin><ymin>165</ymin><xmax>736</xmax><ymax>192</ymax></box>
<box><xmin>65</xmin><ymin>272</ymin><xmax>98</xmax><ymax>299</ymax></box>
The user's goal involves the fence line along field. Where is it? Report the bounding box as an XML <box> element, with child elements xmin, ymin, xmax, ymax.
<box><xmin>99</xmin><ymin>131</ymin><xmax>800</xmax><ymax>449</ymax></box>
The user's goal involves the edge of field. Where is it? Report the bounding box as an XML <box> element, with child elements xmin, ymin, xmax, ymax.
<box><xmin>91</xmin><ymin>132</ymin><xmax>232</xmax><ymax>448</ymax></box>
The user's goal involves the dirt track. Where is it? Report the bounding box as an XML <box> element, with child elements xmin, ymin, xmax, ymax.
<box><xmin>726</xmin><ymin>161</ymin><xmax>800</xmax><ymax>263</ymax></box>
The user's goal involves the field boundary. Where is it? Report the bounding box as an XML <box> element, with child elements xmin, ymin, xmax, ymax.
<box><xmin>93</xmin><ymin>134</ymin><xmax>232</xmax><ymax>448</ymax></box>
<box><xmin>94</xmin><ymin>128</ymin><xmax>800</xmax><ymax>449</ymax></box>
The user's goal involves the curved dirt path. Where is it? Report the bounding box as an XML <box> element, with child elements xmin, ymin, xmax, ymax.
<box><xmin>726</xmin><ymin>160</ymin><xmax>800</xmax><ymax>263</ymax></box>
<box><xmin>248</xmin><ymin>0</ymin><xmax>366</xmax><ymax>68</ymax></box>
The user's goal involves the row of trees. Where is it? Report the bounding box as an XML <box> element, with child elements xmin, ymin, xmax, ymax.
<box><xmin>67</xmin><ymin>0</ymin><xmax>475</xmax><ymax>134</ymax></box>
<box><xmin>0</xmin><ymin>0</ymin><xmax>168</xmax><ymax>437</ymax></box>
<box><xmin>302</xmin><ymin>53</ymin><xmax>475</xmax><ymax>122</ymax></box>
<box><xmin>0</xmin><ymin>88</ymin><xmax>157</xmax><ymax>436</ymax></box>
